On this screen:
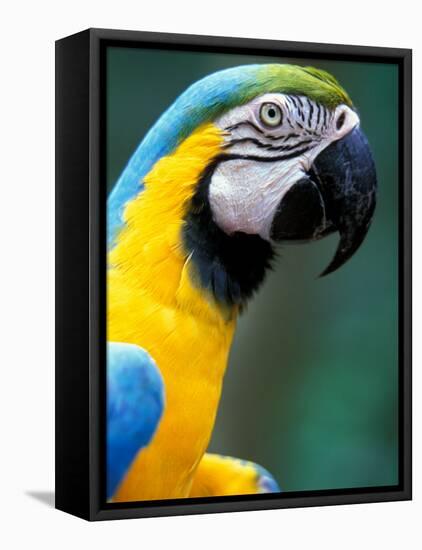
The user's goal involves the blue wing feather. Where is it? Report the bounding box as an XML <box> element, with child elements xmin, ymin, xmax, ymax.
<box><xmin>107</xmin><ymin>342</ymin><xmax>164</xmax><ymax>499</ymax></box>
<box><xmin>235</xmin><ymin>458</ymin><xmax>281</xmax><ymax>493</ymax></box>
<box><xmin>254</xmin><ymin>463</ymin><xmax>281</xmax><ymax>493</ymax></box>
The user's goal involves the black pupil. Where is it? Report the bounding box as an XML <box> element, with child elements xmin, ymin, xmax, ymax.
<box><xmin>268</xmin><ymin>108</ymin><xmax>276</xmax><ymax>118</ymax></box>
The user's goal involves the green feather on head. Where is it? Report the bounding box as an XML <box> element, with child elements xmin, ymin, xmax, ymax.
<box><xmin>254</xmin><ymin>64</ymin><xmax>353</xmax><ymax>109</ymax></box>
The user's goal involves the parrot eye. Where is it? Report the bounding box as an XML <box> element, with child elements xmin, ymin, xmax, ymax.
<box><xmin>259</xmin><ymin>102</ymin><xmax>282</xmax><ymax>127</ymax></box>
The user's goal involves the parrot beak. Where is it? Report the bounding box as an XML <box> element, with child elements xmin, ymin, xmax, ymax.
<box><xmin>270</xmin><ymin>126</ymin><xmax>377</xmax><ymax>276</ymax></box>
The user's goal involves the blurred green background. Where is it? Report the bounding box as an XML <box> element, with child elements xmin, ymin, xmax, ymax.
<box><xmin>106</xmin><ymin>47</ymin><xmax>399</xmax><ymax>492</ymax></box>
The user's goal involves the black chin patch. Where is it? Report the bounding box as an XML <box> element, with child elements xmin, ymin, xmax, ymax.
<box><xmin>183</xmin><ymin>157</ymin><xmax>275</xmax><ymax>308</ymax></box>
<box><xmin>270</xmin><ymin>177</ymin><xmax>325</xmax><ymax>242</ymax></box>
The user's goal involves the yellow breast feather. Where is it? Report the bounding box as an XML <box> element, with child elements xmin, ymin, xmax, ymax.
<box><xmin>108</xmin><ymin>123</ymin><xmax>237</xmax><ymax>501</ymax></box>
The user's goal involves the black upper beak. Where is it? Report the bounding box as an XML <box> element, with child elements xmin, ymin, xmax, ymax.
<box><xmin>270</xmin><ymin>126</ymin><xmax>377</xmax><ymax>276</ymax></box>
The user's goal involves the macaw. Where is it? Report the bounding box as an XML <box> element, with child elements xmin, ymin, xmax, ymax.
<box><xmin>106</xmin><ymin>64</ymin><xmax>377</xmax><ymax>501</ymax></box>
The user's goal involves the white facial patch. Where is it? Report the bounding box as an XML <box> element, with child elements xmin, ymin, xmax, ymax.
<box><xmin>209</xmin><ymin>93</ymin><xmax>359</xmax><ymax>240</ymax></box>
<box><xmin>210</xmin><ymin>156</ymin><xmax>307</xmax><ymax>238</ymax></box>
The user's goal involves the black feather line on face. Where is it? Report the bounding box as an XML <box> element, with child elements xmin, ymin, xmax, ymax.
<box><xmin>226</xmin><ymin>137</ymin><xmax>314</xmax><ymax>153</ymax></box>
<box><xmin>182</xmin><ymin>156</ymin><xmax>275</xmax><ymax>309</ymax></box>
<box><xmin>224</xmin><ymin>120</ymin><xmax>285</xmax><ymax>142</ymax></box>
<box><xmin>307</xmin><ymin>98</ymin><xmax>314</xmax><ymax>127</ymax></box>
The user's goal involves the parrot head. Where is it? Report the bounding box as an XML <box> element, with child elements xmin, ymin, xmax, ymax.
<box><xmin>109</xmin><ymin>64</ymin><xmax>377</xmax><ymax>307</ymax></box>
<box><xmin>205</xmin><ymin>78</ymin><xmax>376</xmax><ymax>277</ymax></box>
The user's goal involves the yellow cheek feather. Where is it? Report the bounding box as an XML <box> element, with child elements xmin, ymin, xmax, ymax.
<box><xmin>108</xmin><ymin>123</ymin><xmax>238</xmax><ymax>501</ymax></box>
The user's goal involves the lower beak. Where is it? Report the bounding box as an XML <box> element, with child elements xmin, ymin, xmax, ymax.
<box><xmin>270</xmin><ymin>126</ymin><xmax>377</xmax><ymax>276</ymax></box>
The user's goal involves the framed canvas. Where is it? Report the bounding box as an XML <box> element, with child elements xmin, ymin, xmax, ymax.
<box><xmin>55</xmin><ymin>28</ymin><xmax>412</xmax><ymax>521</ymax></box>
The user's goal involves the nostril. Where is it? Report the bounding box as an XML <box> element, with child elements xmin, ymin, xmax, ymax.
<box><xmin>336</xmin><ymin>111</ymin><xmax>346</xmax><ymax>131</ymax></box>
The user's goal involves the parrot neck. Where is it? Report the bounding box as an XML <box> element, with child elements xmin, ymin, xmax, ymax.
<box><xmin>109</xmin><ymin>122</ymin><xmax>276</xmax><ymax>319</ymax></box>
<box><xmin>108</xmin><ymin>123</ymin><xmax>239</xmax><ymax>324</ymax></box>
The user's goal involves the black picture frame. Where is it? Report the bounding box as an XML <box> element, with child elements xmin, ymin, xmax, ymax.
<box><xmin>55</xmin><ymin>28</ymin><xmax>412</xmax><ymax>521</ymax></box>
